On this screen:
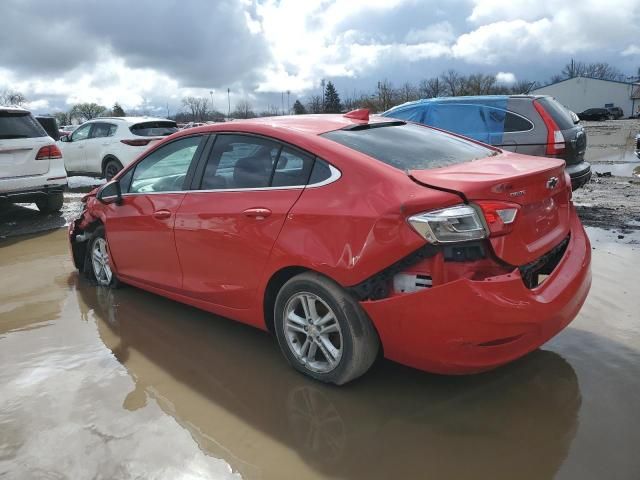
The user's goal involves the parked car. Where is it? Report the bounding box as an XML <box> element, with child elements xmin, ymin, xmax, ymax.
<box><xmin>35</xmin><ymin>115</ymin><xmax>60</xmax><ymax>141</ymax></box>
<box><xmin>69</xmin><ymin>111</ymin><xmax>591</xmax><ymax>385</ymax></box>
<box><xmin>607</xmin><ymin>106</ymin><xmax>624</xmax><ymax>119</ymax></box>
<box><xmin>59</xmin><ymin>124</ymin><xmax>77</xmax><ymax>137</ymax></box>
<box><xmin>0</xmin><ymin>106</ymin><xmax>66</xmax><ymax>212</ymax></box>
<box><xmin>578</xmin><ymin>108</ymin><xmax>611</xmax><ymax>121</ymax></box>
<box><xmin>382</xmin><ymin>95</ymin><xmax>591</xmax><ymax>190</ymax></box>
<box><xmin>59</xmin><ymin>116</ymin><xmax>178</xmax><ymax>180</ymax></box>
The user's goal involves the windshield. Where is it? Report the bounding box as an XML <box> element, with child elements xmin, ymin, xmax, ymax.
<box><xmin>0</xmin><ymin>111</ymin><xmax>48</xmax><ymax>139</ymax></box>
<box><xmin>321</xmin><ymin>122</ymin><xmax>495</xmax><ymax>171</ymax></box>
<box><xmin>130</xmin><ymin>121</ymin><xmax>178</xmax><ymax>137</ymax></box>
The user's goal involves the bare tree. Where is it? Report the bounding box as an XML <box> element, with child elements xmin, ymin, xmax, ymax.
<box><xmin>561</xmin><ymin>59</ymin><xmax>624</xmax><ymax>81</ymax></box>
<box><xmin>511</xmin><ymin>80</ymin><xmax>538</xmax><ymax>94</ymax></box>
<box><xmin>397</xmin><ymin>82</ymin><xmax>418</xmax><ymax>103</ymax></box>
<box><xmin>0</xmin><ymin>89</ymin><xmax>27</xmax><ymax>106</ymax></box>
<box><xmin>418</xmin><ymin>78</ymin><xmax>445</xmax><ymax>98</ymax></box>
<box><xmin>440</xmin><ymin>70</ymin><xmax>462</xmax><ymax>96</ymax></box>
<box><xmin>305</xmin><ymin>95</ymin><xmax>324</xmax><ymax>114</ymax></box>
<box><xmin>182</xmin><ymin>96</ymin><xmax>210</xmax><ymax>122</ymax></box>
<box><xmin>231</xmin><ymin>99</ymin><xmax>256</xmax><ymax>119</ymax></box>
<box><xmin>259</xmin><ymin>104</ymin><xmax>280</xmax><ymax>117</ymax></box>
<box><xmin>54</xmin><ymin>111</ymin><xmax>73</xmax><ymax>126</ymax></box>
<box><xmin>376</xmin><ymin>79</ymin><xmax>395</xmax><ymax>111</ymax></box>
<box><xmin>70</xmin><ymin>103</ymin><xmax>107</xmax><ymax>121</ymax></box>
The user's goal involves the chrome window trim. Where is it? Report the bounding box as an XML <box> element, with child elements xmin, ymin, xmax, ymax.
<box><xmin>120</xmin><ymin>164</ymin><xmax>341</xmax><ymax>196</ymax></box>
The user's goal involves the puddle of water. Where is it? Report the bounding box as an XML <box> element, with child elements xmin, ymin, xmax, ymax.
<box><xmin>1</xmin><ymin>228</ymin><xmax>640</xmax><ymax>479</ymax></box>
<box><xmin>591</xmin><ymin>163</ymin><xmax>640</xmax><ymax>177</ymax></box>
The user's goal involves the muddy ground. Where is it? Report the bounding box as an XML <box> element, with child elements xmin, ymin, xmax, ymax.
<box><xmin>1</xmin><ymin>227</ymin><xmax>639</xmax><ymax>479</ymax></box>
<box><xmin>1</xmin><ymin>120</ymin><xmax>639</xmax><ymax>240</ymax></box>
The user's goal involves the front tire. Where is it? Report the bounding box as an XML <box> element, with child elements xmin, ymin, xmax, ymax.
<box><xmin>36</xmin><ymin>192</ymin><xmax>63</xmax><ymax>213</ymax></box>
<box><xmin>86</xmin><ymin>226</ymin><xmax>120</xmax><ymax>287</ymax></box>
<box><xmin>103</xmin><ymin>158</ymin><xmax>123</xmax><ymax>181</ymax></box>
<box><xmin>274</xmin><ymin>272</ymin><xmax>379</xmax><ymax>385</ymax></box>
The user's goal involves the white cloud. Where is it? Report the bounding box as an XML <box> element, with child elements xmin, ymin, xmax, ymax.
<box><xmin>622</xmin><ymin>45</ymin><xmax>640</xmax><ymax>56</ymax></box>
<box><xmin>495</xmin><ymin>72</ymin><xmax>517</xmax><ymax>85</ymax></box>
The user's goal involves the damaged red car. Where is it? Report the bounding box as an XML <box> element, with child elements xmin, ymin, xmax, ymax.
<box><xmin>69</xmin><ymin>111</ymin><xmax>591</xmax><ymax>385</ymax></box>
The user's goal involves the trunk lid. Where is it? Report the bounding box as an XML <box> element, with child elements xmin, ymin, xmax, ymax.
<box><xmin>0</xmin><ymin>137</ymin><xmax>51</xmax><ymax>178</ymax></box>
<box><xmin>410</xmin><ymin>151</ymin><xmax>571</xmax><ymax>266</ymax></box>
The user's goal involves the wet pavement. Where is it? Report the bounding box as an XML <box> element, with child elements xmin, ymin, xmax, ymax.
<box><xmin>1</xmin><ymin>228</ymin><xmax>639</xmax><ymax>479</ymax></box>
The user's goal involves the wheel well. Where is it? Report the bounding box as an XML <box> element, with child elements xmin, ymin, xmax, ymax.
<box><xmin>101</xmin><ymin>155</ymin><xmax>121</xmax><ymax>174</ymax></box>
<box><xmin>263</xmin><ymin>266</ymin><xmax>309</xmax><ymax>335</ymax></box>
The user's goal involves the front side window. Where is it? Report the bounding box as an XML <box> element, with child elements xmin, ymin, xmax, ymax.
<box><xmin>71</xmin><ymin>123</ymin><xmax>91</xmax><ymax>141</ymax></box>
<box><xmin>322</xmin><ymin>123</ymin><xmax>495</xmax><ymax>171</ymax></box>
<box><xmin>128</xmin><ymin>135</ymin><xmax>202</xmax><ymax>193</ymax></box>
<box><xmin>200</xmin><ymin>135</ymin><xmax>280</xmax><ymax>189</ymax></box>
<box><xmin>90</xmin><ymin>123</ymin><xmax>116</xmax><ymax>139</ymax></box>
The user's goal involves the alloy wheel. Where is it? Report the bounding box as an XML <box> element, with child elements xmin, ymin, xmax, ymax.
<box><xmin>91</xmin><ymin>237</ymin><xmax>113</xmax><ymax>286</ymax></box>
<box><xmin>284</xmin><ymin>292</ymin><xmax>343</xmax><ymax>373</ymax></box>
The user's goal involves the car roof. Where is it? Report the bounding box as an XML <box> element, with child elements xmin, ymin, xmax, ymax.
<box><xmin>186</xmin><ymin>114</ymin><xmax>395</xmax><ymax>136</ymax></box>
<box><xmin>384</xmin><ymin>94</ymin><xmax>552</xmax><ymax>114</ymax></box>
<box><xmin>0</xmin><ymin>105</ymin><xmax>30</xmax><ymax>113</ymax></box>
<box><xmin>85</xmin><ymin>116</ymin><xmax>173</xmax><ymax>124</ymax></box>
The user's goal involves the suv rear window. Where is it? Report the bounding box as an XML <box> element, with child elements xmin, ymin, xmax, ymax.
<box><xmin>537</xmin><ymin>98</ymin><xmax>575</xmax><ymax>130</ymax></box>
<box><xmin>321</xmin><ymin>122</ymin><xmax>495</xmax><ymax>171</ymax></box>
<box><xmin>130</xmin><ymin>121</ymin><xmax>178</xmax><ymax>137</ymax></box>
<box><xmin>0</xmin><ymin>110</ymin><xmax>48</xmax><ymax>139</ymax></box>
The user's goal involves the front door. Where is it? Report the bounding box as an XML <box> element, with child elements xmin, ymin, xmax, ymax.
<box><xmin>175</xmin><ymin>134</ymin><xmax>314</xmax><ymax>311</ymax></box>
<box><xmin>105</xmin><ymin>135</ymin><xmax>205</xmax><ymax>291</ymax></box>
<box><xmin>63</xmin><ymin>123</ymin><xmax>91</xmax><ymax>172</ymax></box>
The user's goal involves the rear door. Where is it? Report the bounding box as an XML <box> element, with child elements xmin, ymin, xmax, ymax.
<box><xmin>174</xmin><ymin>134</ymin><xmax>313</xmax><ymax>311</ymax></box>
<box><xmin>104</xmin><ymin>134</ymin><xmax>206</xmax><ymax>290</ymax></box>
<box><xmin>63</xmin><ymin>123</ymin><xmax>92</xmax><ymax>172</ymax></box>
<box><xmin>0</xmin><ymin>109</ymin><xmax>50</xmax><ymax>179</ymax></box>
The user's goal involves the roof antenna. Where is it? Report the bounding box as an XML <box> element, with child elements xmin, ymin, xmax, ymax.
<box><xmin>343</xmin><ymin>109</ymin><xmax>370</xmax><ymax>121</ymax></box>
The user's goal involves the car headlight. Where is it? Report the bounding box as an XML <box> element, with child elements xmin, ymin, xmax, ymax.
<box><xmin>408</xmin><ymin>204</ymin><xmax>487</xmax><ymax>243</ymax></box>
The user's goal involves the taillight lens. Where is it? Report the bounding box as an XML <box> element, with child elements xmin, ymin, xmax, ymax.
<box><xmin>35</xmin><ymin>144</ymin><xmax>63</xmax><ymax>160</ymax></box>
<box><xmin>408</xmin><ymin>205</ymin><xmax>487</xmax><ymax>243</ymax></box>
<box><xmin>121</xmin><ymin>139</ymin><xmax>152</xmax><ymax>146</ymax></box>
<box><xmin>475</xmin><ymin>201</ymin><xmax>519</xmax><ymax>237</ymax></box>
<box><xmin>533</xmin><ymin>99</ymin><xmax>565</xmax><ymax>155</ymax></box>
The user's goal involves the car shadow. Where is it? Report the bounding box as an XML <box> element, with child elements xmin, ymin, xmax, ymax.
<box><xmin>0</xmin><ymin>203</ymin><xmax>66</xmax><ymax>239</ymax></box>
<box><xmin>73</xmin><ymin>274</ymin><xmax>582</xmax><ymax>480</ymax></box>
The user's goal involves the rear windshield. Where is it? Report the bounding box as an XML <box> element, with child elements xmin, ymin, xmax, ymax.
<box><xmin>321</xmin><ymin>122</ymin><xmax>495</xmax><ymax>171</ymax></box>
<box><xmin>537</xmin><ymin>97</ymin><xmax>575</xmax><ymax>130</ymax></box>
<box><xmin>0</xmin><ymin>111</ymin><xmax>48</xmax><ymax>139</ymax></box>
<box><xmin>130</xmin><ymin>121</ymin><xmax>178</xmax><ymax>137</ymax></box>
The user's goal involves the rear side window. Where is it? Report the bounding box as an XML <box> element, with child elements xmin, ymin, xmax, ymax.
<box><xmin>322</xmin><ymin>123</ymin><xmax>495</xmax><ymax>171</ymax></box>
<box><xmin>504</xmin><ymin>112</ymin><xmax>533</xmax><ymax>132</ymax></box>
<box><xmin>130</xmin><ymin>121</ymin><xmax>178</xmax><ymax>137</ymax></box>
<box><xmin>272</xmin><ymin>147</ymin><xmax>314</xmax><ymax>187</ymax></box>
<box><xmin>0</xmin><ymin>111</ymin><xmax>47</xmax><ymax>139</ymax></box>
<box><xmin>537</xmin><ymin>98</ymin><xmax>574</xmax><ymax>130</ymax></box>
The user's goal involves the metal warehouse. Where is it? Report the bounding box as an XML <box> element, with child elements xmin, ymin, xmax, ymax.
<box><xmin>532</xmin><ymin>76</ymin><xmax>640</xmax><ymax>117</ymax></box>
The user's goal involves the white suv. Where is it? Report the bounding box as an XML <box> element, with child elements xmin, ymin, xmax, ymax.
<box><xmin>60</xmin><ymin>116</ymin><xmax>178</xmax><ymax>179</ymax></box>
<box><xmin>0</xmin><ymin>106</ymin><xmax>67</xmax><ymax>213</ymax></box>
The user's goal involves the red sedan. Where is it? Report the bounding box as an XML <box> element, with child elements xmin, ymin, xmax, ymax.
<box><xmin>69</xmin><ymin>110</ymin><xmax>591</xmax><ymax>385</ymax></box>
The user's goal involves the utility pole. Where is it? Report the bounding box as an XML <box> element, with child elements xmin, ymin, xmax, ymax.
<box><xmin>209</xmin><ymin>91</ymin><xmax>213</xmax><ymax>120</ymax></box>
<box><xmin>227</xmin><ymin>88</ymin><xmax>231</xmax><ymax>120</ymax></box>
<box><xmin>281</xmin><ymin>91</ymin><xmax>285</xmax><ymax>115</ymax></box>
<box><xmin>287</xmin><ymin>90</ymin><xmax>290</xmax><ymax>114</ymax></box>
<box><xmin>321</xmin><ymin>79</ymin><xmax>326</xmax><ymax>113</ymax></box>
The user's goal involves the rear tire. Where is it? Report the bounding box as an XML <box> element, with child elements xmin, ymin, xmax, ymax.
<box><xmin>35</xmin><ymin>192</ymin><xmax>63</xmax><ymax>213</ymax></box>
<box><xmin>85</xmin><ymin>226</ymin><xmax>120</xmax><ymax>288</ymax></box>
<box><xmin>274</xmin><ymin>272</ymin><xmax>379</xmax><ymax>385</ymax></box>
<box><xmin>103</xmin><ymin>158</ymin><xmax>123</xmax><ymax>181</ymax></box>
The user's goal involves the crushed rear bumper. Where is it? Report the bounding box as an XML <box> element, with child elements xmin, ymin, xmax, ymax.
<box><xmin>361</xmin><ymin>206</ymin><xmax>591</xmax><ymax>375</ymax></box>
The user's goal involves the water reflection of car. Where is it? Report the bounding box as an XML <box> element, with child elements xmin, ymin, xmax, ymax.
<box><xmin>75</xmin><ymin>278</ymin><xmax>581</xmax><ymax>480</ymax></box>
<box><xmin>69</xmin><ymin>111</ymin><xmax>592</xmax><ymax>385</ymax></box>
<box><xmin>382</xmin><ymin>95</ymin><xmax>591</xmax><ymax>190</ymax></box>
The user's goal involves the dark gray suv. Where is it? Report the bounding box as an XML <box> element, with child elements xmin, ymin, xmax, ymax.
<box><xmin>382</xmin><ymin>95</ymin><xmax>591</xmax><ymax>189</ymax></box>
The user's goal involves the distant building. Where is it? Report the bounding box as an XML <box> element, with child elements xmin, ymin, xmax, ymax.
<box><xmin>531</xmin><ymin>76</ymin><xmax>640</xmax><ymax>117</ymax></box>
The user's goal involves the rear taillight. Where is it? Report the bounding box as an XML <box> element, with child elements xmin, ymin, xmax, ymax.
<box><xmin>475</xmin><ymin>201</ymin><xmax>519</xmax><ymax>237</ymax></box>
<box><xmin>408</xmin><ymin>205</ymin><xmax>487</xmax><ymax>243</ymax></box>
<box><xmin>121</xmin><ymin>139</ymin><xmax>152</xmax><ymax>146</ymax></box>
<box><xmin>35</xmin><ymin>144</ymin><xmax>62</xmax><ymax>160</ymax></box>
<box><xmin>534</xmin><ymin>99</ymin><xmax>565</xmax><ymax>155</ymax></box>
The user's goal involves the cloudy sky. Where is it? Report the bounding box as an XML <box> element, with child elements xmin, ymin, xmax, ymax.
<box><xmin>1</xmin><ymin>0</ymin><xmax>638</xmax><ymax>115</ymax></box>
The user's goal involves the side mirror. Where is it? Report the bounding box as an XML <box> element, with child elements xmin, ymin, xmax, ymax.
<box><xmin>59</xmin><ymin>135</ymin><xmax>69</xmax><ymax>142</ymax></box>
<box><xmin>97</xmin><ymin>180</ymin><xmax>122</xmax><ymax>205</ymax></box>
